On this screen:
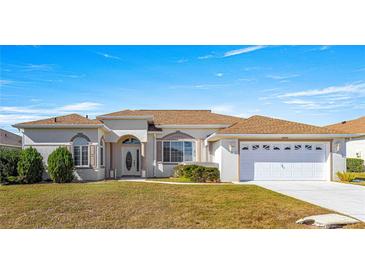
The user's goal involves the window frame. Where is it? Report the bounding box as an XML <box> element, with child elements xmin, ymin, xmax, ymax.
<box><xmin>72</xmin><ymin>138</ymin><xmax>90</xmax><ymax>168</ymax></box>
<box><xmin>162</xmin><ymin>140</ymin><xmax>195</xmax><ymax>163</ymax></box>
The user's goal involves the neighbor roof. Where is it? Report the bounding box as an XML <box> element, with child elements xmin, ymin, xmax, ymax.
<box><xmin>14</xmin><ymin>114</ymin><xmax>103</xmax><ymax>127</ymax></box>
<box><xmin>218</xmin><ymin>115</ymin><xmax>346</xmax><ymax>134</ymax></box>
<box><xmin>325</xmin><ymin>116</ymin><xmax>365</xmax><ymax>134</ymax></box>
<box><xmin>99</xmin><ymin>109</ymin><xmax>242</xmax><ymax>125</ymax></box>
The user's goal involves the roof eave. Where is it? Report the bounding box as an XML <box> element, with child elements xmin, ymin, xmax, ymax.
<box><xmin>12</xmin><ymin>124</ymin><xmax>105</xmax><ymax>129</ymax></box>
<box><xmin>205</xmin><ymin>133</ymin><xmax>360</xmax><ymax>142</ymax></box>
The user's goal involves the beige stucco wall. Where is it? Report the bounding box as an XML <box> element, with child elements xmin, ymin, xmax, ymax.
<box><xmin>22</xmin><ymin>128</ymin><xmax>106</xmax><ymax>181</ymax></box>
<box><xmin>102</xmin><ymin>119</ymin><xmax>148</xmax><ymax>130</ymax></box>
<box><xmin>23</xmin><ymin>128</ymin><xmax>100</xmax><ymax>144</ymax></box>
<box><xmin>153</xmin><ymin>128</ymin><xmax>221</xmax><ymax>177</ymax></box>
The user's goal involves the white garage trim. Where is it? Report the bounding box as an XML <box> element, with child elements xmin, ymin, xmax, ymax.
<box><xmin>239</xmin><ymin>141</ymin><xmax>331</xmax><ymax>181</ymax></box>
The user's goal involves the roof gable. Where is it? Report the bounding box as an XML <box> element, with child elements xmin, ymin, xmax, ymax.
<box><xmin>219</xmin><ymin>115</ymin><xmax>345</xmax><ymax>134</ymax></box>
<box><xmin>326</xmin><ymin>116</ymin><xmax>365</xmax><ymax>134</ymax></box>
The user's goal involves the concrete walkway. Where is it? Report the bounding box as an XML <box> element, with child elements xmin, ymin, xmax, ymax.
<box><xmin>245</xmin><ymin>181</ymin><xmax>365</xmax><ymax>221</ymax></box>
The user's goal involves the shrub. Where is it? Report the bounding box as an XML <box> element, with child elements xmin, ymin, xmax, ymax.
<box><xmin>173</xmin><ymin>164</ymin><xmax>220</xmax><ymax>183</ymax></box>
<box><xmin>336</xmin><ymin>171</ymin><xmax>357</xmax><ymax>182</ymax></box>
<box><xmin>0</xmin><ymin>148</ymin><xmax>20</xmax><ymax>183</ymax></box>
<box><xmin>17</xmin><ymin>147</ymin><xmax>44</xmax><ymax>183</ymax></box>
<box><xmin>47</xmin><ymin>147</ymin><xmax>74</xmax><ymax>183</ymax></box>
<box><xmin>346</xmin><ymin>158</ymin><xmax>364</xmax><ymax>173</ymax></box>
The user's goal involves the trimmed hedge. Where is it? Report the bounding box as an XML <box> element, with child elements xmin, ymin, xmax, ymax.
<box><xmin>346</xmin><ymin>158</ymin><xmax>364</xmax><ymax>173</ymax></box>
<box><xmin>17</xmin><ymin>147</ymin><xmax>44</xmax><ymax>183</ymax></box>
<box><xmin>0</xmin><ymin>148</ymin><xmax>21</xmax><ymax>183</ymax></box>
<box><xmin>47</xmin><ymin>147</ymin><xmax>74</xmax><ymax>183</ymax></box>
<box><xmin>173</xmin><ymin>164</ymin><xmax>220</xmax><ymax>183</ymax></box>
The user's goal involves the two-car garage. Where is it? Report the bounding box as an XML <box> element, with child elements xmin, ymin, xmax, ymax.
<box><xmin>239</xmin><ymin>142</ymin><xmax>330</xmax><ymax>181</ymax></box>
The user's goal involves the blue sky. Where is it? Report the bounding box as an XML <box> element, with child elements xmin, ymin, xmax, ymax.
<box><xmin>1</xmin><ymin>45</ymin><xmax>365</xmax><ymax>133</ymax></box>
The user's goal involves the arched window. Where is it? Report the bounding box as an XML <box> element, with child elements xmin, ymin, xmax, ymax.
<box><xmin>100</xmin><ymin>138</ymin><xmax>105</xmax><ymax>167</ymax></box>
<box><xmin>122</xmin><ymin>137</ymin><xmax>140</xmax><ymax>144</ymax></box>
<box><xmin>73</xmin><ymin>137</ymin><xmax>89</xmax><ymax>167</ymax></box>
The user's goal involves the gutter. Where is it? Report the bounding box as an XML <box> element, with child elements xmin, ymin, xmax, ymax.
<box><xmin>12</xmin><ymin>124</ymin><xmax>109</xmax><ymax>130</ymax></box>
<box><xmin>204</xmin><ymin>132</ymin><xmax>361</xmax><ymax>144</ymax></box>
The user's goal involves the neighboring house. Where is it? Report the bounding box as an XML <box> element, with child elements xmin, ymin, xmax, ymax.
<box><xmin>0</xmin><ymin>128</ymin><xmax>22</xmax><ymax>149</ymax></box>
<box><xmin>326</xmin><ymin>116</ymin><xmax>365</xmax><ymax>165</ymax></box>
<box><xmin>13</xmin><ymin>110</ymin><xmax>355</xmax><ymax>182</ymax></box>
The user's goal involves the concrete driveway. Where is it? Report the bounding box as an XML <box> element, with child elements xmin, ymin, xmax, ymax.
<box><xmin>247</xmin><ymin>181</ymin><xmax>365</xmax><ymax>222</ymax></box>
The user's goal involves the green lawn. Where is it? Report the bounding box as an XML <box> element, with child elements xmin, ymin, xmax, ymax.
<box><xmin>0</xmin><ymin>181</ymin><xmax>363</xmax><ymax>228</ymax></box>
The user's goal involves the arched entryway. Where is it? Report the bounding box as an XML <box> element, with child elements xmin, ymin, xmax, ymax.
<box><xmin>119</xmin><ymin>136</ymin><xmax>141</xmax><ymax>177</ymax></box>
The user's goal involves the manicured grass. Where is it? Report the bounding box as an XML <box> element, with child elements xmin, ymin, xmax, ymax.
<box><xmin>0</xmin><ymin>181</ymin><xmax>363</xmax><ymax>228</ymax></box>
<box><xmin>150</xmin><ymin>177</ymin><xmax>195</xmax><ymax>183</ymax></box>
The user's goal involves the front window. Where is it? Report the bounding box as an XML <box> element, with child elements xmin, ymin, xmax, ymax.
<box><xmin>73</xmin><ymin>137</ymin><xmax>89</xmax><ymax>167</ymax></box>
<box><xmin>163</xmin><ymin>141</ymin><xmax>195</xmax><ymax>163</ymax></box>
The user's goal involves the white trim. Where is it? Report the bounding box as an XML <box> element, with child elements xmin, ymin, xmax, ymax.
<box><xmin>205</xmin><ymin>133</ymin><xmax>359</xmax><ymax>143</ymax></box>
<box><xmin>0</xmin><ymin>143</ymin><xmax>21</xmax><ymax>148</ymax></box>
<box><xmin>158</xmin><ymin>124</ymin><xmax>231</xmax><ymax>129</ymax></box>
<box><xmin>24</xmin><ymin>142</ymin><xmax>72</xmax><ymax>146</ymax></box>
<box><xmin>13</xmin><ymin>124</ymin><xmax>105</xmax><ymax>129</ymax></box>
<box><xmin>73</xmin><ymin>145</ymin><xmax>89</xmax><ymax>168</ymax></box>
<box><xmin>162</xmin><ymin>140</ymin><xmax>195</xmax><ymax>163</ymax></box>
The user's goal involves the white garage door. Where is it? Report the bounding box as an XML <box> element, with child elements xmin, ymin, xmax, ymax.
<box><xmin>240</xmin><ymin>142</ymin><xmax>328</xmax><ymax>181</ymax></box>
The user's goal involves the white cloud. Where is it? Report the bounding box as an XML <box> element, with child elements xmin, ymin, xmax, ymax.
<box><xmin>319</xmin><ymin>46</ymin><xmax>330</xmax><ymax>51</ymax></box>
<box><xmin>21</xmin><ymin>64</ymin><xmax>54</xmax><ymax>71</ymax></box>
<box><xmin>266</xmin><ymin>74</ymin><xmax>300</xmax><ymax>80</ymax></box>
<box><xmin>215</xmin><ymin>72</ymin><xmax>224</xmax><ymax>77</ymax></box>
<box><xmin>177</xmin><ymin>59</ymin><xmax>188</xmax><ymax>63</ymax></box>
<box><xmin>211</xmin><ymin>104</ymin><xmax>260</xmax><ymax>118</ymax></box>
<box><xmin>198</xmin><ymin>54</ymin><xmax>214</xmax><ymax>60</ymax></box>
<box><xmin>278</xmin><ymin>82</ymin><xmax>365</xmax><ymax>98</ymax></box>
<box><xmin>64</xmin><ymin>74</ymin><xmax>86</xmax><ymax>79</ymax></box>
<box><xmin>96</xmin><ymin>52</ymin><xmax>121</xmax><ymax>60</ymax></box>
<box><xmin>0</xmin><ymin>102</ymin><xmax>103</xmax><ymax>126</ymax></box>
<box><xmin>0</xmin><ymin>79</ymin><xmax>14</xmax><ymax>86</ymax></box>
<box><xmin>58</xmin><ymin>102</ymin><xmax>102</xmax><ymax>111</ymax></box>
<box><xmin>223</xmin><ymin>46</ymin><xmax>267</xmax><ymax>57</ymax></box>
<box><xmin>0</xmin><ymin>114</ymin><xmax>48</xmax><ymax>125</ymax></box>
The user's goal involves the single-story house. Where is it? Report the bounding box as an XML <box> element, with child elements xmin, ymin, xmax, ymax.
<box><xmin>326</xmin><ymin>116</ymin><xmax>365</xmax><ymax>165</ymax></box>
<box><xmin>0</xmin><ymin>129</ymin><xmax>22</xmax><ymax>149</ymax></box>
<box><xmin>13</xmin><ymin>110</ymin><xmax>357</xmax><ymax>182</ymax></box>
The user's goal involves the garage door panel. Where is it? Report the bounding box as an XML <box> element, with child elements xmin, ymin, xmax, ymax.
<box><xmin>240</xmin><ymin>142</ymin><xmax>328</xmax><ymax>181</ymax></box>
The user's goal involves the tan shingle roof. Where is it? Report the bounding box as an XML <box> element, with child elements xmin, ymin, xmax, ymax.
<box><xmin>219</xmin><ymin>115</ymin><xmax>345</xmax><ymax>134</ymax></box>
<box><xmin>15</xmin><ymin>114</ymin><xmax>102</xmax><ymax>126</ymax></box>
<box><xmin>100</xmin><ymin>109</ymin><xmax>242</xmax><ymax>125</ymax></box>
<box><xmin>326</xmin><ymin>116</ymin><xmax>365</xmax><ymax>134</ymax></box>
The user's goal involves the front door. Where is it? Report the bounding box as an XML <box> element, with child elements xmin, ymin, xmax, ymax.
<box><xmin>121</xmin><ymin>146</ymin><xmax>141</xmax><ymax>176</ymax></box>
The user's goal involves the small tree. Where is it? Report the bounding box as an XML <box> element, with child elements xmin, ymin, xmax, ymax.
<box><xmin>47</xmin><ymin>147</ymin><xmax>74</xmax><ymax>183</ymax></box>
<box><xmin>17</xmin><ymin>147</ymin><xmax>44</xmax><ymax>183</ymax></box>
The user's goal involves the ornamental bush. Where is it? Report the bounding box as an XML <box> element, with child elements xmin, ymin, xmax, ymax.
<box><xmin>346</xmin><ymin>158</ymin><xmax>364</xmax><ymax>172</ymax></box>
<box><xmin>47</xmin><ymin>147</ymin><xmax>74</xmax><ymax>183</ymax></box>
<box><xmin>17</xmin><ymin>147</ymin><xmax>44</xmax><ymax>183</ymax></box>
<box><xmin>0</xmin><ymin>148</ymin><xmax>20</xmax><ymax>183</ymax></box>
<box><xmin>173</xmin><ymin>164</ymin><xmax>220</xmax><ymax>183</ymax></box>
<box><xmin>336</xmin><ymin>171</ymin><xmax>357</xmax><ymax>182</ymax></box>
